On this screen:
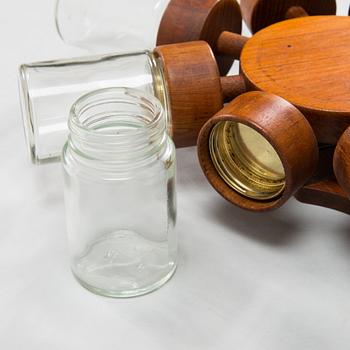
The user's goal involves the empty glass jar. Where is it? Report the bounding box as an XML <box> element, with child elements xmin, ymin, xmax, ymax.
<box><xmin>62</xmin><ymin>87</ymin><xmax>177</xmax><ymax>298</ymax></box>
<box><xmin>55</xmin><ymin>0</ymin><xmax>171</xmax><ymax>52</ymax></box>
<box><xmin>19</xmin><ymin>51</ymin><xmax>169</xmax><ymax>164</ymax></box>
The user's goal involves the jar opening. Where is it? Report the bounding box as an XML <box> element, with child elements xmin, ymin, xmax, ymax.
<box><xmin>70</xmin><ymin>87</ymin><xmax>164</xmax><ymax>139</ymax></box>
<box><xmin>66</xmin><ymin>87</ymin><xmax>167</xmax><ymax>164</ymax></box>
<box><xmin>209</xmin><ymin>121</ymin><xmax>286</xmax><ymax>200</ymax></box>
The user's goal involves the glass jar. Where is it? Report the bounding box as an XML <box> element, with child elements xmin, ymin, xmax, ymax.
<box><xmin>62</xmin><ymin>87</ymin><xmax>177</xmax><ymax>298</ymax></box>
<box><xmin>55</xmin><ymin>0</ymin><xmax>171</xmax><ymax>52</ymax></box>
<box><xmin>19</xmin><ymin>51</ymin><xmax>169</xmax><ymax>164</ymax></box>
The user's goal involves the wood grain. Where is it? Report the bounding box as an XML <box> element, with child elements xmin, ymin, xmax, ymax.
<box><xmin>220</xmin><ymin>75</ymin><xmax>247</xmax><ymax>102</ymax></box>
<box><xmin>216</xmin><ymin>32</ymin><xmax>249</xmax><ymax>59</ymax></box>
<box><xmin>295</xmin><ymin>145</ymin><xmax>350</xmax><ymax>214</ymax></box>
<box><xmin>157</xmin><ymin>0</ymin><xmax>242</xmax><ymax>74</ymax></box>
<box><xmin>197</xmin><ymin>91</ymin><xmax>318</xmax><ymax>212</ymax></box>
<box><xmin>240</xmin><ymin>16</ymin><xmax>350</xmax><ymax>145</ymax></box>
<box><xmin>285</xmin><ymin>6</ymin><xmax>309</xmax><ymax>19</ymax></box>
<box><xmin>295</xmin><ymin>179</ymin><xmax>350</xmax><ymax>215</ymax></box>
<box><xmin>334</xmin><ymin>127</ymin><xmax>350</xmax><ymax>199</ymax></box>
<box><xmin>155</xmin><ymin>41</ymin><xmax>223</xmax><ymax>148</ymax></box>
<box><xmin>240</xmin><ymin>0</ymin><xmax>336</xmax><ymax>33</ymax></box>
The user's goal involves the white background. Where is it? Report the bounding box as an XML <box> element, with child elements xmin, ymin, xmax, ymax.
<box><xmin>1</xmin><ymin>1</ymin><xmax>350</xmax><ymax>349</ymax></box>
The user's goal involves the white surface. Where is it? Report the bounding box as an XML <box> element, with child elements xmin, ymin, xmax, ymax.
<box><xmin>1</xmin><ymin>1</ymin><xmax>350</xmax><ymax>349</ymax></box>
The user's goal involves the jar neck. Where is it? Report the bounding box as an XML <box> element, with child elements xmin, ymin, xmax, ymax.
<box><xmin>67</xmin><ymin>87</ymin><xmax>167</xmax><ymax>165</ymax></box>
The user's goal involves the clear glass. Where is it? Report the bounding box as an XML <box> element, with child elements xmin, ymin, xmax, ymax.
<box><xmin>62</xmin><ymin>87</ymin><xmax>177</xmax><ymax>298</ymax></box>
<box><xmin>55</xmin><ymin>0</ymin><xmax>171</xmax><ymax>52</ymax></box>
<box><xmin>19</xmin><ymin>51</ymin><xmax>169</xmax><ymax>164</ymax></box>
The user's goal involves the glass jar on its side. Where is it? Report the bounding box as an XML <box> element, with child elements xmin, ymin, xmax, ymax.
<box><xmin>19</xmin><ymin>51</ymin><xmax>169</xmax><ymax>164</ymax></box>
<box><xmin>62</xmin><ymin>87</ymin><xmax>177</xmax><ymax>298</ymax></box>
<box><xmin>55</xmin><ymin>0</ymin><xmax>171</xmax><ymax>52</ymax></box>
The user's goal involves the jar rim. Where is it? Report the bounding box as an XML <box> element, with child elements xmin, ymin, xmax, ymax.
<box><xmin>69</xmin><ymin>87</ymin><xmax>165</xmax><ymax>140</ymax></box>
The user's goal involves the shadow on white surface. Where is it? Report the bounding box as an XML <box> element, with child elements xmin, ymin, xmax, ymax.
<box><xmin>208</xmin><ymin>200</ymin><xmax>302</xmax><ymax>246</ymax></box>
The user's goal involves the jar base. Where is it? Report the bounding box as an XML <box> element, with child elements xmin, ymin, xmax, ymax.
<box><xmin>71</xmin><ymin>229</ymin><xmax>177</xmax><ymax>298</ymax></box>
<box><xmin>72</xmin><ymin>264</ymin><xmax>176</xmax><ymax>298</ymax></box>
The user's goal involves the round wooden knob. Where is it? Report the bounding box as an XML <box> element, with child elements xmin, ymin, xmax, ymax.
<box><xmin>157</xmin><ymin>0</ymin><xmax>242</xmax><ymax>75</ymax></box>
<box><xmin>240</xmin><ymin>0</ymin><xmax>336</xmax><ymax>33</ymax></box>
<box><xmin>334</xmin><ymin>127</ymin><xmax>350</xmax><ymax>199</ymax></box>
<box><xmin>155</xmin><ymin>41</ymin><xmax>223</xmax><ymax>148</ymax></box>
<box><xmin>197</xmin><ymin>91</ymin><xmax>318</xmax><ymax>212</ymax></box>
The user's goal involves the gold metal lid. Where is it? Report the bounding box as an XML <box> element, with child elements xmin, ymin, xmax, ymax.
<box><xmin>209</xmin><ymin>121</ymin><xmax>286</xmax><ymax>200</ymax></box>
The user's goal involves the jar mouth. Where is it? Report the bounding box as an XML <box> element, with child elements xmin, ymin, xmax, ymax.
<box><xmin>69</xmin><ymin>87</ymin><xmax>165</xmax><ymax>140</ymax></box>
<box><xmin>67</xmin><ymin>87</ymin><xmax>168</xmax><ymax>165</ymax></box>
<box><xmin>209</xmin><ymin>121</ymin><xmax>286</xmax><ymax>200</ymax></box>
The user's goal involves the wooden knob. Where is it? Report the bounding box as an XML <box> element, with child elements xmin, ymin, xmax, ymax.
<box><xmin>197</xmin><ymin>91</ymin><xmax>318</xmax><ymax>212</ymax></box>
<box><xmin>334</xmin><ymin>127</ymin><xmax>350</xmax><ymax>199</ymax></box>
<box><xmin>157</xmin><ymin>0</ymin><xmax>242</xmax><ymax>75</ymax></box>
<box><xmin>285</xmin><ymin>6</ymin><xmax>309</xmax><ymax>20</ymax></box>
<box><xmin>155</xmin><ymin>41</ymin><xmax>223</xmax><ymax>148</ymax></box>
<box><xmin>240</xmin><ymin>0</ymin><xmax>336</xmax><ymax>33</ymax></box>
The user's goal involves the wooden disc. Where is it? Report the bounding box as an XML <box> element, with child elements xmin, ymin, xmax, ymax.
<box><xmin>157</xmin><ymin>0</ymin><xmax>242</xmax><ymax>75</ymax></box>
<box><xmin>241</xmin><ymin>16</ymin><xmax>350</xmax><ymax>144</ymax></box>
<box><xmin>240</xmin><ymin>0</ymin><xmax>336</xmax><ymax>33</ymax></box>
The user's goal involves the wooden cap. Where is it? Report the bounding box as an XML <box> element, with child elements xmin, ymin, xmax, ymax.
<box><xmin>155</xmin><ymin>41</ymin><xmax>223</xmax><ymax>148</ymax></box>
<box><xmin>240</xmin><ymin>0</ymin><xmax>336</xmax><ymax>33</ymax></box>
<box><xmin>197</xmin><ymin>91</ymin><xmax>318</xmax><ymax>212</ymax></box>
<box><xmin>334</xmin><ymin>127</ymin><xmax>350</xmax><ymax>199</ymax></box>
<box><xmin>157</xmin><ymin>0</ymin><xmax>242</xmax><ymax>75</ymax></box>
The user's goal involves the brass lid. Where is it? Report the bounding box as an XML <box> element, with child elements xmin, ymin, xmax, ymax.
<box><xmin>209</xmin><ymin>121</ymin><xmax>286</xmax><ymax>200</ymax></box>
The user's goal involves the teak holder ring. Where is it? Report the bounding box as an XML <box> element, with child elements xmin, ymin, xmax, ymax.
<box><xmin>197</xmin><ymin>91</ymin><xmax>319</xmax><ymax>212</ymax></box>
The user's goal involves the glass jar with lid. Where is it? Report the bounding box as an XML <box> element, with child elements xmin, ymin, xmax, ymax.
<box><xmin>62</xmin><ymin>87</ymin><xmax>177</xmax><ymax>297</ymax></box>
<box><xmin>19</xmin><ymin>41</ymin><xmax>224</xmax><ymax>164</ymax></box>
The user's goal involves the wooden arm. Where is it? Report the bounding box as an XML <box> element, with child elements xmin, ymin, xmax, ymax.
<box><xmin>216</xmin><ymin>32</ymin><xmax>250</xmax><ymax>59</ymax></box>
<box><xmin>220</xmin><ymin>75</ymin><xmax>247</xmax><ymax>102</ymax></box>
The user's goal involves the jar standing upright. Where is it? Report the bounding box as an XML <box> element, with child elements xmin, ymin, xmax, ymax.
<box><xmin>62</xmin><ymin>87</ymin><xmax>177</xmax><ymax>298</ymax></box>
